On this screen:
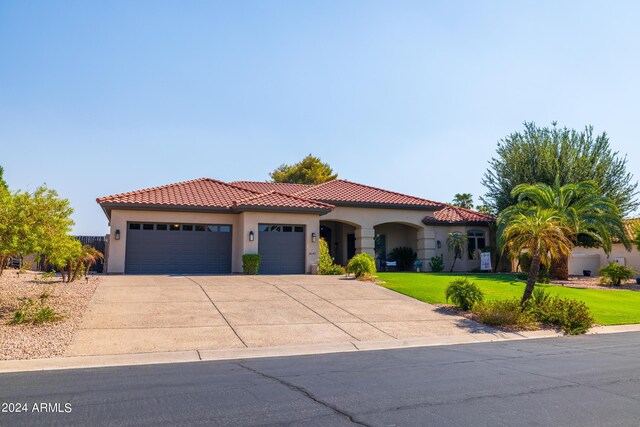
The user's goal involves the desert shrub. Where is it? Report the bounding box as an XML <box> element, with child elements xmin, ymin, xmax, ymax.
<box><xmin>429</xmin><ymin>255</ymin><xmax>444</xmax><ymax>272</ymax></box>
<box><xmin>387</xmin><ymin>246</ymin><xmax>417</xmax><ymax>271</ymax></box>
<box><xmin>531</xmin><ymin>296</ymin><xmax>593</xmax><ymax>335</ymax></box>
<box><xmin>10</xmin><ymin>292</ymin><xmax>61</xmax><ymax>325</ymax></box>
<box><xmin>242</xmin><ymin>254</ymin><xmax>261</xmax><ymax>275</ymax></box>
<box><xmin>445</xmin><ymin>278</ymin><xmax>484</xmax><ymax>311</ymax></box>
<box><xmin>599</xmin><ymin>262</ymin><xmax>635</xmax><ymax>286</ymax></box>
<box><xmin>33</xmin><ymin>306</ymin><xmax>61</xmax><ymax>324</ymax></box>
<box><xmin>346</xmin><ymin>253</ymin><xmax>376</xmax><ymax>278</ymax></box>
<box><xmin>530</xmin><ymin>288</ymin><xmax>552</xmax><ymax>307</ymax></box>
<box><xmin>472</xmin><ymin>299</ymin><xmax>535</xmax><ymax>328</ymax></box>
<box><xmin>318</xmin><ymin>238</ymin><xmax>346</xmax><ymax>275</ymax></box>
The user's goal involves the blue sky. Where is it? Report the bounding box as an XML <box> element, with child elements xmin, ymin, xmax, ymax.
<box><xmin>1</xmin><ymin>1</ymin><xmax>639</xmax><ymax>235</ymax></box>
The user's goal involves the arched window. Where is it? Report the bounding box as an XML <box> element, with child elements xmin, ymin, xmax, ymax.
<box><xmin>467</xmin><ymin>230</ymin><xmax>486</xmax><ymax>260</ymax></box>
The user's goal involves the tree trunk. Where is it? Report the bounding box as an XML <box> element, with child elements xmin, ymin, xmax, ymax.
<box><xmin>521</xmin><ymin>255</ymin><xmax>541</xmax><ymax>305</ymax></box>
<box><xmin>85</xmin><ymin>262</ymin><xmax>91</xmax><ymax>277</ymax></box>
<box><xmin>450</xmin><ymin>257</ymin><xmax>457</xmax><ymax>273</ymax></box>
<box><xmin>0</xmin><ymin>256</ymin><xmax>5</xmax><ymax>276</ymax></box>
<box><xmin>549</xmin><ymin>253</ymin><xmax>569</xmax><ymax>280</ymax></box>
<box><xmin>66</xmin><ymin>262</ymin><xmax>73</xmax><ymax>283</ymax></box>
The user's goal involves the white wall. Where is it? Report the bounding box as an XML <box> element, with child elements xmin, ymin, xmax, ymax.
<box><xmin>570</xmin><ymin>244</ymin><xmax>640</xmax><ymax>275</ymax></box>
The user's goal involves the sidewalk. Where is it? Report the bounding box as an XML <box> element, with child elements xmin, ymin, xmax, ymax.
<box><xmin>2</xmin><ymin>324</ymin><xmax>639</xmax><ymax>373</ymax></box>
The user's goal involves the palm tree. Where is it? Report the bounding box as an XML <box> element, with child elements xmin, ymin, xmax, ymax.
<box><xmin>82</xmin><ymin>245</ymin><xmax>104</xmax><ymax>276</ymax></box>
<box><xmin>452</xmin><ymin>193</ymin><xmax>474</xmax><ymax>209</ymax></box>
<box><xmin>500</xmin><ymin>208</ymin><xmax>574</xmax><ymax>304</ymax></box>
<box><xmin>503</xmin><ymin>180</ymin><xmax>628</xmax><ymax>280</ymax></box>
<box><xmin>447</xmin><ymin>232</ymin><xmax>468</xmax><ymax>272</ymax></box>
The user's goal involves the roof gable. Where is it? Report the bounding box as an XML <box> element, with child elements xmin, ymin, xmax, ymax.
<box><xmin>293</xmin><ymin>179</ymin><xmax>442</xmax><ymax>209</ymax></box>
<box><xmin>231</xmin><ymin>181</ymin><xmax>314</xmax><ymax>195</ymax></box>
<box><xmin>424</xmin><ymin>205</ymin><xmax>495</xmax><ymax>225</ymax></box>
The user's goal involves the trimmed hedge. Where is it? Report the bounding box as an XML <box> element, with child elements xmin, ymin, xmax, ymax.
<box><xmin>242</xmin><ymin>254</ymin><xmax>261</xmax><ymax>275</ymax></box>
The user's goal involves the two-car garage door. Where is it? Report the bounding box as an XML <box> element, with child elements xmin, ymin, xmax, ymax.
<box><xmin>125</xmin><ymin>223</ymin><xmax>232</xmax><ymax>274</ymax></box>
<box><xmin>124</xmin><ymin>222</ymin><xmax>306</xmax><ymax>274</ymax></box>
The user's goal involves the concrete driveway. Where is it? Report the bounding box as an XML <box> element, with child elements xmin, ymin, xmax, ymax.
<box><xmin>66</xmin><ymin>275</ymin><xmax>493</xmax><ymax>356</ymax></box>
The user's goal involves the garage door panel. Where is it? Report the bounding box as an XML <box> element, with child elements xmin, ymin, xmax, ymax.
<box><xmin>258</xmin><ymin>225</ymin><xmax>305</xmax><ymax>274</ymax></box>
<box><xmin>125</xmin><ymin>224</ymin><xmax>232</xmax><ymax>274</ymax></box>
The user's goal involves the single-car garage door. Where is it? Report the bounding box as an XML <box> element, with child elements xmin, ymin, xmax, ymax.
<box><xmin>125</xmin><ymin>223</ymin><xmax>232</xmax><ymax>274</ymax></box>
<box><xmin>258</xmin><ymin>224</ymin><xmax>305</xmax><ymax>274</ymax></box>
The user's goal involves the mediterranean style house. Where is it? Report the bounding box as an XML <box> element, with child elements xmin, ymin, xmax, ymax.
<box><xmin>569</xmin><ymin>218</ymin><xmax>640</xmax><ymax>275</ymax></box>
<box><xmin>97</xmin><ymin>178</ymin><xmax>494</xmax><ymax>274</ymax></box>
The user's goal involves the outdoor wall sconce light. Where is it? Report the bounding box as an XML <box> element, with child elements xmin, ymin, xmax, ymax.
<box><xmin>311</xmin><ymin>232</ymin><xmax>317</xmax><ymax>242</ymax></box>
<box><xmin>249</xmin><ymin>231</ymin><xmax>255</xmax><ymax>241</ymax></box>
<box><xmin>437</xmin><ymin>240</ymin><xmax>441</xmax><ymax>249</ymax></box>
<box><xmin>115</xmin><ymin>229</ymin><xmax>121</xmax><ymax>240</ymax></box>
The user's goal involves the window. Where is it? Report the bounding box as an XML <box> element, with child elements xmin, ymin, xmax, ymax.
<box><xmin>129</xmin><ymin>223</ymin><xmax>141</xmax><ymax>230</ymax></box>
<box><xmin>219</xmin><ymin>225</ymin><xmax>231</xmax><ymax>233</ymax></box>
<box><xmin>467</xmin><ymin>230</ymin><xmax>486</xmax><ymax>260</ymax></box>
<box><xmin>269</xmin><ymin>225</ymin><xmax>281</xmax><ymax>232</ymax></box>
<box><xmin>195</xmin><ymin>225</ymin><xmax>205</xmax><ymax>231</ymax></box>
<box><xmin>170</xmin><ymin>224</ymin><xmax>180</xmax><ymax>231</ymax></box>
<box><xmin>142</xmin><ymin>223</ymin><xmax>154</xmax><ymax>230</ymax></box>
<box><xmin>182</xmin><ymin>225</ymin><xmax>193</xmax><ymax>231</ymax></box>
<box><xmin>259</xmin><ymin>225</ymin><xmax>270</xmax><ymax>232</ymax></box>
<box><xmin>283</xmin><ymin>226</ymin><xmax>293</xmax><ymax>232</ymax></box>
<box><xmin>208</xmin><ymin>225</ymin><xmax>218</xmax><ymax>232</ymax></box>
<box><xmin>156</xmin><ymin>224</ymin><xmax>167</xmax><ymax>230</ymax></box>
<box><xmin>294</xmin><ymin>226</ymin><xmax>304</xmax><ymax>233</ymax></box>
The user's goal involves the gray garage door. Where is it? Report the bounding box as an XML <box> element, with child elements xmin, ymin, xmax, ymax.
<box><xmin>125</xmin><ymin>223</ymin><xmax>232</xmax><ymax>274</ymax></box>
<box><xmin>258</xmin><ymin>224</ymin><xmax>305</xmax><ymax>274</ymax></box>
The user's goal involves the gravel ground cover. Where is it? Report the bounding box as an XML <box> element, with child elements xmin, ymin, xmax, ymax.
<box><xmin>551</xmin><ymin>275</ymin><xmax>640</xmax><ymax>290</ymax></box>
<box><xmin>0</xmin><ymin>270</ymin><xmax>98</xmax><ymax>360</ymax></box>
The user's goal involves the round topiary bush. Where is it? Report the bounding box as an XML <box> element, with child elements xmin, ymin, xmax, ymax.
<box><xmin>346</xmin><ymin>253</ymin><xmax>376</xmax><ymax>278</ymax></box>
<box><xmin>445</xmin><ymin>278</ymin><xmax>484</xmax><ymax>311</ymax></box>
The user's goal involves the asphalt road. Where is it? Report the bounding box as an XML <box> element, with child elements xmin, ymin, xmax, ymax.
<box><xmin>2</xmin><ymin>333</ymin><xmax>640</xmax><ymax>426</ymax></box>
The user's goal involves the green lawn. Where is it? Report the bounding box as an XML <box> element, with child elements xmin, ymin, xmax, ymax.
<box><xmin>377</xmin><ymin>272</ymin><xmax>640</xmax><ymax>326</ymax></box>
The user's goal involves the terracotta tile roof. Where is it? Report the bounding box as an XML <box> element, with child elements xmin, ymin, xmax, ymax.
<box><xmin>231</xmin><ymin>181</ymin><xmax>314</xmax><ymax>195</ymax></box>
<box><xmin>292</xmin><ymin>179</ymin><xmax>443</xmax><ymax>208</ymax></box>
<box><xmin>423</xmin><ymin>205</ymin><xmax>495</xmax><ymax>224</ymax></box>
<box><xmin>96</xmin><ymin>178</ymin><xmax>334</xmax><ymax>216</ymax></box>
<box><xmin>624</xmin><ymin>218</ymin><xmax>640</xmax><ymax>239</ymax></box>
<box><xmin>96</xmin><ymin>178</ymin><xmax>259</xmax><ymax>208</ymax></box>
<box><xmin>232</xmin><ymin>191</ymin><xmax>334</xmax><ymax>211</ymax></box>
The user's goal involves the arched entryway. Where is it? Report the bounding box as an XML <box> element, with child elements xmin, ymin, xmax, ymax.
<box><xmin>319</xmin><ymin>219</ymin><xmax>360</xmax><ymax>265</ymax></box>
<box><xmin>373</xmin><ymin>222</ymin><xmax>421</xmax><ymax>271</ymax></box>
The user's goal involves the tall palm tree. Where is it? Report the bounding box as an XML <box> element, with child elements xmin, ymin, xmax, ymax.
<box><xmin>82</xmin><ymin>245</ymin><xmax>104</xmax><ymax>276</ymax></box>
<box><xmin>452</xmin><ymin>193</ymin><xmax>474</xmax><ymax>209</ymax></box>
<box><xmin>503</xmin><ymin>180</ymin><xmax>628</xmax><ymax>280</ymax></box>
<box><xmin>500</xmin><ymin>209</ymin><xmax>574</xmax><ymax>304</ymax></box>
<box><xmin>446</xmin><ymin>232</ymin><xmax>468</xmax><ymax>272</ymax></box>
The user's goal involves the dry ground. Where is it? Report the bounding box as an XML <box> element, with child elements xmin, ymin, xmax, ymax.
<box><xmin>550</xmin><ymin>275</ymin><xmax>640</xmax><ymax>290</ymax></box>
<box><xmin>0</xmin><ymin>270</ymin><xmax>98</xmax><ymax>360</ymax></box>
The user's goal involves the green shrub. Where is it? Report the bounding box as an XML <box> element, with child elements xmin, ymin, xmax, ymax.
<box><xmin>472</xmin><ymin>299</ymin><xmax>535</xmax><ymax>328</ymax></box>
<box><xmin>599</xmin><ymin>262</ymin><xmax>635</xmax><ymax>285</ymax></box>
<box><xmin>387</xmin><ymin>246</ymin><xmax>417</xmax><ymax>271</ymax></box>
<box><xmin>33</xmin><ymin>306</ymin><xmax>61</xmax><ymax>324</ymax></box>
<box><xmin>346</xmin><ymin>253</ymin><xmax>376</xmax><ymax>278</ymax></box>
<box><xmin>318</xmin><ymin>238</ymin><xmax>346</xmax><ymax>275</ymax></box>
<box><xmin>10</xmin><ymin>294</ymin><xmax>62</xmax><ymax>325</ymax></box>
<box><xmin>429</xmin><ymin>255</ymin><xmax>444</xmax><ymax>273</ymax></box>
<box><xmin>445</xmin><ymin>278</ymin><xmax>484</xmax><ymax>311</ymax></box>
<box><xmin>242</xmin><ymin>254</ymin><xmax>261</xmax><ymax>275</ymax></box>
<box><xmin>531</xmin><ymin>296</ymin><xmax>593</xmax><ymax>335</ymax></box>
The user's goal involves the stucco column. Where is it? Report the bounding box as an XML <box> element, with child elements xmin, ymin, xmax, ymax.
<box><xmin>355</xmin><ymin>227</ymin><xmax>375</xmax><ymax>257</ymax></box>
<box><xmin>417</xmin><ymin>225</ymin><xmax>437</xmax><ymax>270</ymax></box>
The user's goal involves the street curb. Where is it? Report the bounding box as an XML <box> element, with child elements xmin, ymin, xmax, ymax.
<box><xmin>1</xmin><ymin>325</ymin><xmax>638</xmax><ymax>374</ymax></box>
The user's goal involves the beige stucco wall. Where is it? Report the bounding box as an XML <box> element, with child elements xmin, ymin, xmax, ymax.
<box><xmin>106</xmin><ymin>209</ymin><xmax>320</xmax><ymax>274</ymax></box>
<box><xmin>238</xmin><ymin>211</ymin><xmax>320</xmax><ymax>273</ymax></box>
<box><xmin>433</xmin><ymin>225</ymin><xmax>492</xmax><ymax>272</ymax></box>
<box><xmin>570</xmin><ymin>244</ymin><xmax>640</xmax><ymax>275</ymax></box>
<box><xmin>321</xmin><ymin>207</ymin><xmax>438</xmax><ymax>268</ymax></box>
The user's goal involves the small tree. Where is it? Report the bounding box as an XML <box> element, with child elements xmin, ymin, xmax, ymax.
<box><xmin>499</xmin><ymin>208</ymin><xmax>574</xmax><ymax>304</ymax></box>
<box><xmin>270</xmin><ymin>154</ymin><xmax>337</xmax><ymax>184</ymax></box>
<box><xmin>446</xmin><ymin>232</ymin><xmax>467</xmax><ymax>272</ymax></box>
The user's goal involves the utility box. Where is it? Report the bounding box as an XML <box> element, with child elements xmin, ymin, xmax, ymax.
<box><xmin>614</xmin><ymin>257</ymin><xmax>627</xmax><ymax>266</ymax></box>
